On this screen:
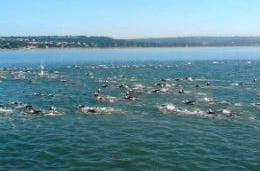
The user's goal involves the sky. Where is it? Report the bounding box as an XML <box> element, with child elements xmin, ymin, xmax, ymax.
<box><xmin>0</xmin><ymin>0</ymin><xmax>259</xmax><ymax>38</ymax></box>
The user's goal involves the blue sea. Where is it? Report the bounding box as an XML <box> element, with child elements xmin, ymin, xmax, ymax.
<box><xmin>0</xmin><ymin>47</ymin><xmax>260</xmax><ymax>170</ymax></box>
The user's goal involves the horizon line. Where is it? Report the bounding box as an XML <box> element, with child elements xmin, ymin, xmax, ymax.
<box><xmin>1</xmin><ymin>35</ymin><xmax>260</xmax><ymax>40</ymax></box>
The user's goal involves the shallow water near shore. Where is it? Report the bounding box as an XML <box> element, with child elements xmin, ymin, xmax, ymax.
<box><xmin>0</xmin><ymin>47</ymin><xmax>260</xmax><ymax>170</ymax></box>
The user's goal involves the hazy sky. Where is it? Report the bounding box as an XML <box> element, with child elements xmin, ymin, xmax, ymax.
<box><xmin>0</xmin><ymin>0</ymin><xmax>259</xmax><ymax>38</ymax></box>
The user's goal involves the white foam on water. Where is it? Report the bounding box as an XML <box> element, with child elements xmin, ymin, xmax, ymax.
<box><xmin>249</xmin><ymin>117</ymin><xmax>256</xmax><ymax>120</ymax></box>
<box><xmin>234</xmin><ymin>103</ymin><xmax>243</xmax><ymax>106</ymax></box>
<box><xmin>231</xmin><ymin>82</ymin><xmax>243</xmax><ymax>86</ymax></box>
<box><xmin>212</xmin><ymin>61</ymin><xmax>224</xmax><ymax>64</ymax></box>
<box><xmin>218</xmin><ymin>100</ymin><xmax>230</xmax><ymax>105</ymax></box>
<box><xmin>0</xmin><ymin>108</ymin><xmax>13</xmax><ymax>113</ymax></box>
<box><xmin>97</xmin><ymin>95</ymin><xmax>118</xmax><ymax>103</ymax></box>
<box><xmin>164</xmin><ymin>83</ymin><xmax>173</xmax><ymax>88</ymax></box>
<box><xmin>81</xmin><ymin>106</ymin><xmax>122</xmax><ymax>114</ymax></box>
<box><xmin>158</xmin><ymin>104</ymin><xmax>178</xmax><ymax>112</ymax></box>
<box><xmin>178</xmin><ymin>108</ymin><xmax>205</xmax><ymax>116</ymax></box>
<box><xmin>203</xmin><ymin>97</ymin><xmax>214</xmax><ymax>102</ymax></box>
<box><xmin>220</xmin><ymin>109</ymin><xmax>231</xmax><ymax>114</ymax></box>
<box><xmin>186</xmin><ymin>77</ymin><xmax>193</xmax><ymax>81</ymax></box>
<box><xmin>47</xmin><ymin>74</ymin><xmax>59</xmax><ymax>79</ymax></box>
<box><xmin>195</xmin><ymin>92</ymin><xmax>208</xmax><ymax>96</ymax></box>
<box><xmin>195</xmin><ymin>78</ymin><xmax>224</xmax><ymax>82</ymax></box>
<box><xmin>44</xmin><ymin>106</ymin><xmax>64</xmax><ymax>116</ymax></box>
<box><xmin>183</xmin><ymin>90</ymin><xmax>193</xmax><ymax>94</ymax></box>
<box><xmin>158</xmin><ymin>104</ymin><xmax>210</xmax><ymax>117</ymax></box>
<box><xmin>132</xmin><ymin>84</ymin><xmax>146</xmax><ymax>90</ymax></box>
<box><xmin>129</xmin><ymin>77</ymin><xmax>137</xmax><ymax>81</ymax></box>
<box><xmin>45</xmin><ymin>111</ymin><xmax>63</xmax><ymax>116</ymax></box>
<box><xmin>160</xmin><ymin>88</ymin><xmax>169</xmax><ymax>93</ymax></box>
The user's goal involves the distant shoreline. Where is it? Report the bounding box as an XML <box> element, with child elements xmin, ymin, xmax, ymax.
<box><xmin>1</xmin><ymin>45</ymin><xmax>260</xmax><ymax>51</ymax></box>
<box><xmin>1</xmin><ymin>36</ymin><xmax>259</xmax><ymax>50</ymax></box>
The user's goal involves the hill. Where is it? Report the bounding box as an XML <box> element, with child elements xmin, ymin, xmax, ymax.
<box><xmin>0</xmin><ymin>36</ymin><xmax>259</xmax><ymax>49</ymax></box>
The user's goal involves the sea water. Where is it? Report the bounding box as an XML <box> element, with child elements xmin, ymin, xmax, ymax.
<box><xmin>0</xmin><ymin>47</ymin><xmax>259</xmax><ymax>170</ymax></box>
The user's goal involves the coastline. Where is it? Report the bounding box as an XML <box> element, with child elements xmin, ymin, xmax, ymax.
<box><xmin>0</xmin><ymin>45</ymin><xmax>260</xmax><ymax>51</ymax></box>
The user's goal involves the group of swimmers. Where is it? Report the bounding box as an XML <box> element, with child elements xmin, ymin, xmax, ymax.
<box><xmin>75</xmin><ymin>76</ymin><xmax>250</xmax><ymax>117</ymax></box>
<box><xmin>1</xmin><ymin>65</ymin><xmax>259</xmax><ymax>118</ymax></box>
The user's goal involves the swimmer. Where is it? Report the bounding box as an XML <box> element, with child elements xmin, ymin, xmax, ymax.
<box><xmin>117</xmin><ymin>84</ymin><xmax>128</xmax><ymax>88</ymax></box>
<box><xmin>33</xmin><ymin>92</ymin><xmax>42</xmax><ymax>96</ymax></box>
<box><xmin>125</xmin><ymin>90</ymin><xmax>134</xmax><ymax>96</ymax></box>
<box><xmin>96</xmin><ymin>94</ymin><xmax>117</xmax><ymax>103</ymax></box>
<box><xmin>159</xmin><ymin>78</ymin><xmax>167</xmax><ymax>82</ymax></box>
<box><xmin>0</xmin><ymin>104</ymin><xmax>12</xmax><ymax>113</ymax></box>
<box><xmin>178</xmin><ymin>89</ymin><xmax>184</xmax><ymax>94</ymax></box>
<box><xmin>226</xmin><ymin>112</ymin><xmax>236</xmax><ymax>118</ymax></box>
<box><xmin>97</xmin><ymin>96</ymin><xmax>105</xmax><ymax>101</ymax></box>
<box><xmin>87</xmin><ymin>107</ymin><xmax>96</xmax><ymax>113</ymax></box>
<box><xmin>102</xmin><ymin>83</ymin><xmax>109</xmax><ymax>88</ymax></box>
<box><xmin>93</xmin><ymin>92</ymin><xmax>99</xmax><ymax>96</ymax></box>
<box><xmin>155</xmin><ymin>83</ymin><xmax>166</xmax><ymax>88</ymax></box>
<box><xmin>185</xmin><ymin>77</ymin><xmax>193</xmax><ymax>81</ymax></box>
<box><xmin>48</xmin><ymin>106</ymin><xmax>56</xmax><ymax>113</ymax></box>
<box><xmin>78</xmin><ymin>105</ymin><xmax>97</xmax><ymax>113</ymax></box>
<box><xmin>93</xmin><ymin>89</ymin><xmax>102</xmax><ymax>96</ymax></box>
<box><xmin>207</xmin><ymin>109</ymin><xmax>215</xmax><ymax>114</ymax></box>
<box><xmin>24</xmin><ymin>104</ymin><xmax>42</xmax><ymax>114</ymax></box>
<box><xmin>124</xmin><ymin>95</ymin><xmax>135</xmax><ymax>100</ymax></box>
<box><xmin>159</xmin><ymin>104</ymin><xmax>178</xmax><ymax>112</ymax></box>
<box><xmin>86</xmin><ymin>72</ymin><xmax>93</xmax><ymax>76</ymax></box>
<box><xmin>183</xmin><ymin>100</ymin><xmax>196</xmax><ymax>105</ymax></box>
<box><xmin>78</xmin><ymin>104</ymin><xmax>85</xmax><ymax>110</ymax></box>
<box><xmin>152</xmin><ymin>89</ymin><xmax>160</xmax><ymax>93</ymax></box>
